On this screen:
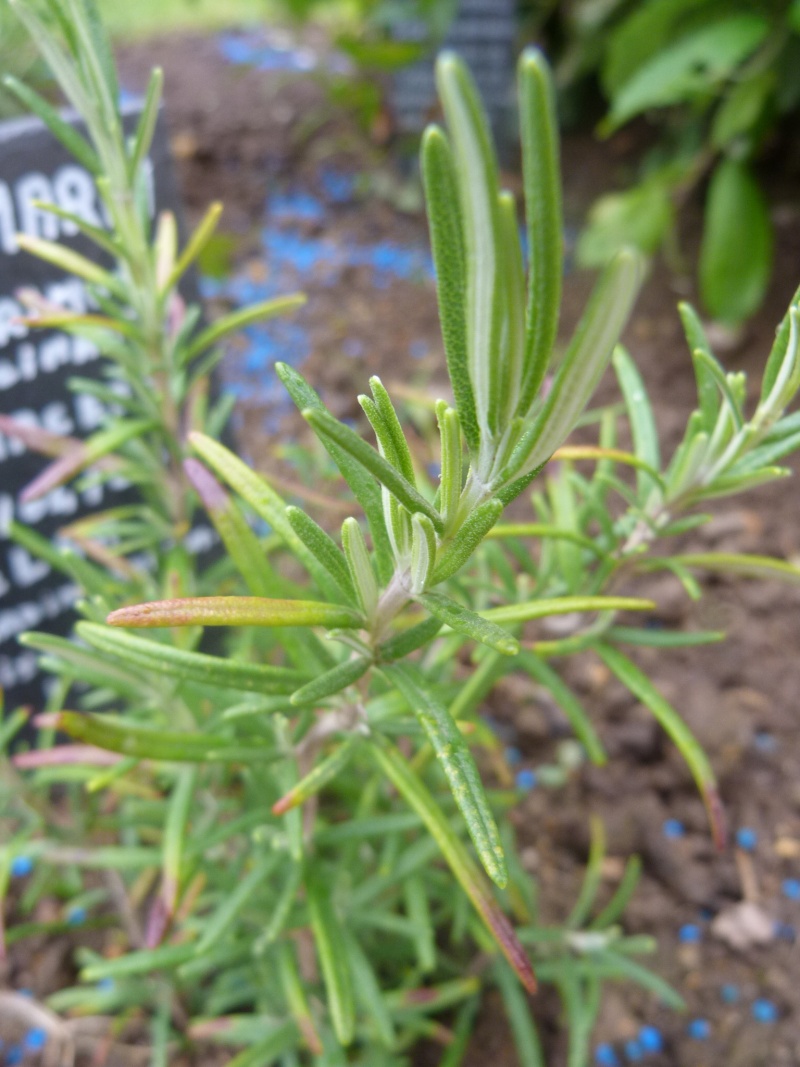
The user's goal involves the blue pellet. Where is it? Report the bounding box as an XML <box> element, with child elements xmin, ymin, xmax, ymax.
<box><xmin>782</xmin><ymin>878</ymin><xmax>800</xmax><ymax>901</ymax></box>
<box><xmin>10</xmin><ymin>855</ymin><xmax>33</xmax><ymax>877</ymax></box>
<box><xmin>505</xmin><ymin>746</ymin><xmax>522</xmax><ymax>766</ymax></box>
<box><xmin>66</xmin><ymin>906</ymin><xmax>87</xmax><ymax>926</ymax></box>
<box><xmin>663</xmin><ymin>818</ymin><xmax>685</xmax><ymax>839</ymax></box>
<box><xmin>97</xmin><ymin>978</ymin><xmax>115</xmax><ymax>992</ymax></box>
<box><xmin>720</xmin><ymin>983</ymin><xmax>740</xmax><ymax>1003</ymax></box>
<box><xmin>594</xmin><ymin>1044</ymin><xmax>620</xmax><ymax>1067</ymax></box>
<box><xmin>623</xmin><ymin>1038</ymin><xmax>643</xmax><ymax>1061</ymax></box>
<box><xmin>753</xmin><ymin>730</ymin><xmax>778</xmax><ymax>753</ymax></box>
<box><xmin>23</xmin><ymin>1028</ymin><xmax>48</xmax><ymax>1051</ymax></box>
<box><xmin>735</xmin><ymin>827</ymin><xmax>758</xmax><ymax>851</ymax></box>
<box><xmin>638</xmin><ymin>1025</ymin><xmax>663</xmax><ymax>1053</ymax></box>
<box><xmin>678</xmin><ymin>923</ymin><xmax>702</xmax><ymax>943</ymax></box>
<box><xmin>5</xmin><ymin>1046</ymin><xmax>23</xmax><ymax>1066</ymax></box>
<box><xmin>752</xmin><ymin>998</ymin><xmax>779</xmax><ymax>1023</ymax></box>
<box><xmin>515</xmin><ymin>769</ymin><xmax>537</xmax><ymax>791</ymax></box>
<box><xmin>774</xmin><ymin>921</ymin><xmax>796</xmax><ymax>942</ymax></box>
<box><xmin>687</xmin><ymin>1018</ymin><xmax>711</xmax><ymax>1040</ymax></box>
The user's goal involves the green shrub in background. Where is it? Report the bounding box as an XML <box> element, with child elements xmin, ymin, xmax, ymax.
<box><xmin>544</xmin><ymin>0</ymin><xmax>800</xmax><ymax>329</ymax></box>
<box><xmin>4</xmin><ymin>1</ymin><xmax>800</xmax><ymax>1063</ymax></box>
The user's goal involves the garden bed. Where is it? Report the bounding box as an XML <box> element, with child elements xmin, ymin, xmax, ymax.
<box><xmin>6</xmin><ymin>24</ymin><xmax>800</xmax><ymax>1065</ymax></box>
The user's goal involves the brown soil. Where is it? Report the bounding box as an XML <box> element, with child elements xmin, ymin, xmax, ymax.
<box><xmin>10</xmin><ymin>25</ymin><xmax>800</xmax><ymax>1067</ymax></box>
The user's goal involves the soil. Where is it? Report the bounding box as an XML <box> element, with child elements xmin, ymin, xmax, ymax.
<box><xmin>7</xmin><ymin>23</ymin><xmax>800</xmax><ymax>1067</ymax></box>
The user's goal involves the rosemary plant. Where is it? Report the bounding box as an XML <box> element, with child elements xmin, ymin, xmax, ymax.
<box><xmin>4</xmin><ymin>1</ymin><xmax>800</xmax><ymax>1063</ymax></box>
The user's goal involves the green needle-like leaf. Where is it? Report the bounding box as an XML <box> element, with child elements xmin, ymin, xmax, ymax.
<box><xmin>437</xmin><ymin>51</ymin><xmax>504</xmax><ymax>438</ymax></box>
<box><xmin>286</xmin><ymin>506</ymin><xmax>357</xmax><ymax>603</ymax></box>
<box><xmin>272</xmin><ymin>737</ymin><xmax>362</xmax><ymax>814</ymax></box>
<box><xmin>371</xmin><ymin>737</ymin><xmax>536</xmax><ymax>993</ymax></box>
<box><xmin>420</xmin><ymin>592</ymin><xmax>519</xmax><ymax>655</ymax></box>
<box><xmin>517</xmin><ymin>48</ymin><xmax>562</xmax><ymax>417</ymax></box>
<box><xmin>289</xmin><ymin>658</ymin><xmax>370</xmax><ymax>707</ymax></box>
<box><xmin>596</xmin><ymin>644</ymin><xmax>724</xmax><ymax>849</ymax></box>
<box><xmin>504</xmin><ymin>249</ymin><xmax>644</xmax><ymax>482</ymax></box>
<box><xmin>482</xmin><ymin>595</ymin><xmax>655</xmax><ymax>625</ymax></box>
<box><xmin>53</xmin><ymin>711</ymin><xmax>280</xmax><ymax>763</ymax></box>
<box><xmin>275</xmin><ymin>363</ymin><xmax>393</xmax><ymax>581</ymax></box>
<box><xmin>383</xmin><ymin>662</ymin><xmax>508</xmax><ymax>888</ymax></box>
<box><xmin>183</xmin><ymin>295</ymin><xmax>306</xmax><ymax>361</ymax></box>
<box><xmin>422</xmin><ymin>128</ymin><xmax>478</xmax><ymax>451</ymax></box>
<box><xmin>613</xmin><ymin>346</ymin><xmax>661</xmax><ymax>499</ymax></box>
<box><xmin>76</xmin><ymin>622</ymin><xmax>308</xmax><ymax>695</ymax></box>
<box><xmin>307</xmin><ymin>872</ymin><xmax>355</xmax><ymax>1046</ymax></box>
<box><xmin>107</xmin><ymin>597</ymin><xmax>363</xmax><ymax>630</ymax></box>
<box><xmin>431</xmin><ymin>499</ymin><xmax>503</xmax><ymax>585</ymax></box>
<box><xmin>304</xmin><ymin>407</ymin><xmax>444</xmax><ymax>533</ymax></box>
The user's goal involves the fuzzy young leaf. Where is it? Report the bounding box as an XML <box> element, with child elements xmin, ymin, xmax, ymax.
<box><xmin>613</xmin><ymin>347</ymin><xmax>661</xmax><ymax>499</ymax></box>
<box><xmin>342</xmin><ymin>517</ymin><xmax>379</xmax><ymax>620</ymax></box>
<box><xmin>409</xmin><ymin>512</ymin><xmax>437</xmax><ymax>594</ymax></box>
<box><xmin>286</xmin><ymin>506</ymin><xmax>356</xmax><ymax>604</ymax></box>
<box><xmin>431</xmin><ymin>498</ymin><xmax>503</xmax><ymax>584</ymax></box>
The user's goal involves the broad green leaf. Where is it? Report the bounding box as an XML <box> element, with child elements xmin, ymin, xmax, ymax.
<box><xmin>711</xmin><ymin>68</ymin><xmax>775</xmax><ymax>149</ymax></box>
<box><xmin>420</xmin><ymin>591</ymin><xmax>519</xmax><ymax>655</ymax></box>
<box><xmin>517</xmin><ymin>48</ymin><xmax>562</xmax><ymax>415</ymax></box>
<box><xmin>431</xmin><ymin>498</ymin><xmax>503</xmax><ymax>584</ymax></box>
<box><xmin>273</xmin><ymin>737</ymin><xmax>362</xmax><ymax>815</ymax></box>
<box><xmin>422</xmin><ymin>128</ymin><xmax>478</xmax><ymax>451</ymax></box>
<box><xmin>289</xmin><ymin>658</ymin><xmax>370</xmax><ymax>707</ymax></box>
<box><xmin>436</xmin><ymin>52</ymin><xmax>504</xmax><ymax>436</ymax></box>
<box><xmin>504</xmin><ymin>250</ymin><xmax>643</xmax><ymax>481</ymax></box>
<box><xmin>384</xmin><ymin>662</ymin><xmax>508</xmax><ymax>888</ymax></box>
<box><xmin>596</xmin><ymin>644</ymin><xmax>724</xmax><ymax>848</ymax></box>
<box><xmin>371</xmin><ymin>738</ymin><xmax>536</xmax><ymax>993</ymax></box>
<box><xmin>307</xmin><ymin>872</ymin><xmax>355</xmax><ymax>1046</ymax></box>
<box><xmin>605</xmin><ymin>16</ymin><xmax>770</xmax><ymax>131</ymax></box>
<box><xmin>482</xmin><ymin>595</ymin><xmax>654</xmax><ymax>625</ymax></box>
<box><xmin>52</xmin><ymin>711</ymin><xmax>280</xmax><ymax>764</ymax></box>
<box><xmin>699</xmin><ymin>160</ymin><xmax>773</xmax><ymax>325</ymax></box>
<box><xmin>275</xmin><ymin>363</ymin><xmax>393</xmax><ymax>581</ymax></box>
<box><xmin>576</xmin><ymin>176</ymin><xmax>674</xmax><ymax>267</ymax></box>
<box><xmin>76</xmin><ymin>621</ymin><xmax>308</xmax><ymax>695</ymax></box>
<box><xmin>304</xmin><ymin>407</ymin><xmax>443</xmax><ymax>533</ymax></box>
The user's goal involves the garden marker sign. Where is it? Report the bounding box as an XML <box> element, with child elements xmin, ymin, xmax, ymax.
<box><xmin>392</xmin><ymin>0</ymin><xmax>517</xmax><ymax>141</ymax></box>
<box><xmin>0</xmin><ymin>105</ymin><xmax>200</xmax><ymax>714</ymax></box>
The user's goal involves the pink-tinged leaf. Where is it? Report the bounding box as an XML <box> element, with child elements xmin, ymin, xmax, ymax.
<box><xmin>20</xmin><ymin>447</ymin><xmax>91</xmax><ymax>503</ymax></box>
<box><xmin>12</xmin><ymin>745</ymin><xmax>121</xmax><ymax>769</ymax></box>
<box><xmin>107</xmin><ymin>596</ymin><xmax>363</xmax><ymax>630</ymax></box>
<box><xmin>145</xmin><ymin>894</ymin><xmax>170</xmax><ymax>948</ymax></box>
<box><xmin>0</xmin><ymin>414</ymin><xmax>82</xmax><ymax>458</ymax></box>
<box><xmin>183</xmin><ymin>457</ymin><xmax>229</xmax><ymax>513</ymax></box>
